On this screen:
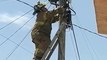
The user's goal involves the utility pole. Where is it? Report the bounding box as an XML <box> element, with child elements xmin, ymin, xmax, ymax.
<box><xmin>58</xmin><ymin>0</ymin><xmax>67</xmax><ymax>60</ymax></box>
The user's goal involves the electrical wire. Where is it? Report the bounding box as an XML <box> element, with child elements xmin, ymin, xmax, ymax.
<box><xmin>69</xmin><ymin>0</ymin><xmax>76</xmax><ymax>16</ymax></box>
<box><xmin>69</xmin><ymin>5</ymin><xmax>100</xmax><ymax>59</ymax></box>
<box><xmin>69</xmin><ymin>31</ymin><xmax>79</xmax><ymax>60</ymax></box>
<box><xmin>6</xmin><ymin>29</ymin><xmax>32</xmax><ymax>60</ymax></box>
<box><xmin>0</xmin><ymin>16</ymin><xmax>34</xmax><ymax>47</ymax></box>
<box><xmin>71</xmin><ymin>24</ymin><xmax>101</xmax><ymax>60</ymax></box>
<box><xmin>71</xmin><ymin>19</ymin><xmax>99</xmax><ymax>60</ymax></box>
<box><xmin>17</xmin><ymin>0</ymin><xmax>33</xmax><ymax>8</ymax></box>
<box><xmin>70</xmin><ymin>24</ymin><xmax>81</xmax><ymax>60</ymax></box>
<box><xmin>0</xmin><ymin>33</ymin><xmax>33</xmax><ymax>54</ymax></box>
<box><xmin>80</xmin><ymin>30</ymin><xmax>100</xmax><ymax>60</ymax></box>
<box><xmin>80</xmin><ymin>31</ymin><xmax>95</xmax><ymax>60</ymax></box>
<box><xmin>0</xmin><ymin>9</ymin><xmax>33</xmax><ymax>31</ymax></box>
<box><xmin>70</xmin><ymin>24</ymin><xmax>101</xmax><ymax>60</ymax></box>
<box><xmin>70</xmin><ymin>8</ymin><xmax>76</xmax><ymax>16</ymax></box>
<box><xmin>73</xmin><ymin>24</ymin><xmax>107</xmax><ymax>39</ymax></box>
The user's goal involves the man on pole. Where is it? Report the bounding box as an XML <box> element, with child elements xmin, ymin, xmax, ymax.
<box><xmin>31</xmin><ymin>2</ymin><xmax>64</xmax><ymax>60</ymax></box>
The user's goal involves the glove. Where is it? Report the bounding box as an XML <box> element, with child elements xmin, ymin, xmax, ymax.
<box><xmin>33</xmin><ymin>11</ymin><xmax>36</xmax><ymax>15</ymax></box>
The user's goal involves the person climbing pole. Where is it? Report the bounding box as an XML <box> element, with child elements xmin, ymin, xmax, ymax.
<box><xmin>31</xmin><ymin>2</ymin><xmax>65</xmax><ymax>60</ymax></box>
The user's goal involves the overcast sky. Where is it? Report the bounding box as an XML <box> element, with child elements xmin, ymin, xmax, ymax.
<box><xmin>0</xmin><ymin>0</ymin><xmax>107</xmax><ymax>60</ymax></box>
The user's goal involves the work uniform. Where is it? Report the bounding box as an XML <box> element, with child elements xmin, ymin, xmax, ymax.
<box><xmin>31</xmin><ymin>6</ymin><xmax>64</xmax><ymax>60</ymax></box>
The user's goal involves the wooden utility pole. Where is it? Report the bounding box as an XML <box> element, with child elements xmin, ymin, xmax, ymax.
<box><xmin>58</xmin><ymin>0</ymin><xmax>66</xmax><ymax>60</ymax></box>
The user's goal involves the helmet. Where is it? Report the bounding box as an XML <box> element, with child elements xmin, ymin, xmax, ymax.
<box><xmin>37</xmin><ymin>2</ymin><xmax>46</xmax><ymax>8</ymax></box>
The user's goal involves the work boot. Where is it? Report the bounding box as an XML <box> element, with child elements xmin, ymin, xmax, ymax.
<box><xmin>32</xmin><ymin>58</ymin><xmax>40</xmax><ymax>60</ymax></box>
<box><xmin>32</xmin><ymin>58</ymin><xmax>35</xmax><ymax>60</ymax></box>
<box><xmin>33</xmin><ymin>56</ymin><xmax>42</xmax><ymax>60</ymax></box>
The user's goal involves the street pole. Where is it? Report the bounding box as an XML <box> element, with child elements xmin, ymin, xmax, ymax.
<box><xmin>58</xmin><ymin>0</ymin><xmax>66</xmax><ymax>60</ymax></box>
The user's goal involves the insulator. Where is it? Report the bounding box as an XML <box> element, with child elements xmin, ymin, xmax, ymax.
<box><xmin>64</xmin><ymin>10</ymin><xmax>71</xmax><ymax>27</ymax></box>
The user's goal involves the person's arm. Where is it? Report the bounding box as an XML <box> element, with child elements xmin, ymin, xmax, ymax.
<box><xmin>51</xmin><ymin>14</ymin><xmax>59</xmax><ymax>23</ymax></box>
<box><xmin>50</xmin><ymin>7</ymin><xmax>65</xmax><ymax>23</ymax></box>
<box><xmin>50</xmin><ymin>6</ymin><xmax>65</xmax><ymax>15</ymax></box>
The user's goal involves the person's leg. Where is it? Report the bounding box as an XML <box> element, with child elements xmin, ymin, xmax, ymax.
<box><xmin>34</xmin><ymin>37</ymin><xmax>51</xmax><ymax>60</ymax></box>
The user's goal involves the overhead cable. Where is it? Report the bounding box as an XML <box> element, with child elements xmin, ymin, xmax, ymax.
<box><xmin>0</xmin><ymin>16</ymin><xmax>34</xmax><ymax>47</ymax></box>
<box><xmin>17</xmin><ymin>0</ymin><xmax>33</xmax><ymax>8</ymax></box>
<box><xmin>71</xmin><ymin>24</ymin><xmax>81</xmax><ymax>60</ymax></box>
<box><xmin>73</xmin><ymin>24</ymin><xmax>107</xmax><ymax>39</ymax></box>
<box><xmin>6</xmin><ymin>29</ymin><xmax>32</xmax><ymax>60</ymax></box>
<box><xmin>0</xmin><ymin>9</ymin><xmax>33</xmax><ymax>31</ymax></box>
<box><xmin>79</xmin><ymin>31</ymin><xmax>100</xmax><ymax>60</ymax></box>
<box><xmin>69</xmin><ymin>2</ymin><xmax>76</xmax><ymax>16</ymax></box>
<box><xmin>71</xmin><ymin>24</ymin><xmax>101</xmax><ymax>60</ymax></box>
<box><xmin>69</xmin><ymin>31</ymin><xmax>79</xmax><ymax>60</ymax></box>
<box><xmin>70</xmin><ymin>8</ymin><xmax>76</xmax><ymax>16</ymax></box>
<box><xmin>0</xmin><ymin>33</ymin><xmax>33</xmax><ymax>54</ymax></box>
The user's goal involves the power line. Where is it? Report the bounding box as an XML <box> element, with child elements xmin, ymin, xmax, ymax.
<box><xmin>70</xmin><ymin>23</ymin><xmax>104</xmax><ymax>60</ymax></box>
<box><xmin>6</xmin><ymin>29</ymin><xmax>32</xmax><ymax>60</ymax></box>
<box><xmin>0</xmin><ymin>33</ymin><xmax>33</xmax><ymax>54</ymax></box>
<box><xmin>71</xmin><ymin>24</ymin><xmax>81</xmax><ymax>60</ymax></box>
<box><xmin>73</xmin><ymin>24</ymin><xmax>107</xmax><ymax>39</ymax></box>
<box><xmin>73</xmin><ymin>23</ymin><xmax>100</xmax><ymax>60</ymax></box>
<box><xmin>70</xmin><ymin>24</ymin><xmax>102</xmax><ymax>60</ymax></box>
<box><xmin>0</xmin><ymin>9</ymin><xmax>33</xmax><ymax>31</ymax></box>
<box><xmin>69</xmin><ymin>31</ymin><xmax>79</xmax><ymax>60</ymax></box>
<box><xmin>0</xmin><ymin>16</ymin><xmax>34</xmax><ymax>47</ymax></box>
<box><xmin>80</xmin><ymin>31</ymin><xmax>100</xmax><ymax>60</ymax></box>
<box><xmin>17</xmin><ymin>0</ymin><xmax>33</xmax><ymax>8</ymax></box>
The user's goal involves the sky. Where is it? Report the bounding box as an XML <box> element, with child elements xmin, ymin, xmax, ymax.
<box><xmin>0</xmin><ymin>0</ymin><xmax>107</xmax><ymax>60</ymax></box>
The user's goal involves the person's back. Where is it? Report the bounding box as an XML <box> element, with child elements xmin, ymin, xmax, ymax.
<box><xmin>32</xmin><ymin>10</ymin><xmax>53</xmax><ymax>42</ymax></box>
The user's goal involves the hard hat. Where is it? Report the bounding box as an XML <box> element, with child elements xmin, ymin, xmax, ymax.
<box><xmin>37</xmin><ymin>2</ymin><xmax>46</xmax><ymax>8</ymax></box>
